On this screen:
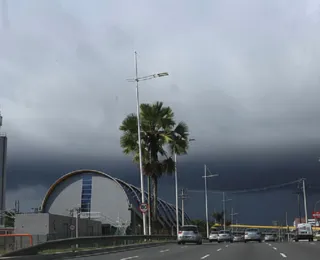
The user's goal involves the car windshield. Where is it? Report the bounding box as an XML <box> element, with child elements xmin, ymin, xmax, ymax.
<box><xmin>210</xmin><ymin>231</ymin><xmax>218</xmax><ymax>234</ymax></box>
<box><xmin>219</xmin><ymin>230</ymin><xmax>230</xmax><ymax>234</ymax></box>
<box><xmin>181</xmin><ymin>226</ymin><xmax>198</xmax><ymax>232</ymax></box>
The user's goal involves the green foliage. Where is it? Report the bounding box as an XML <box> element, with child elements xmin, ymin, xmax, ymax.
<box><xmin>119</xmin><ymin>101</ymin><xmax>189</xmax><ymax>221</ymax></box>
<box><xmin>212</xmin><ymin>211</ymin><xmax>231</xmax><ymax>227</ymax></box>
<box><xmin>4</xmin><ymin>211</ymin><xmax>15</xmax><ymax>227</ymax></box>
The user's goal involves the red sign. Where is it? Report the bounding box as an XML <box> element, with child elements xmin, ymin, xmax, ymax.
<box><xmin>312</xmin><ymin>211</ymin><xmax>320</xmax><ymax>219</ymax></box>
<box><xmin>139</xmin><ymin>203</ymin><xmax>149</xmax><ymax>213</ymax></box>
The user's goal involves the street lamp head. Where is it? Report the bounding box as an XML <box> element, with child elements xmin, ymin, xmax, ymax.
<box><xmin>156</xmin><ymin>72</ymin><xmax>169</xmax><ymax>77</ymax></box>
<box><xmin>202</xmin><ymin>174</ymin><xmax>219</xmax><ymax>178</ymax></box>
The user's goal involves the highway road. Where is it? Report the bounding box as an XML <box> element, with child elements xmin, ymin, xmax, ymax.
<box><xmin>66</xmin><ymin>241</ymin><xmax>320</xmax><ymax>260</ymax></box>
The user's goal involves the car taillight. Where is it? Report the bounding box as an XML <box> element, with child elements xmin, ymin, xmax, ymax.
<box><xmin>178</xmin><ymin>231</ymin><xmax>182</xmax><ymax>234</ymax></box>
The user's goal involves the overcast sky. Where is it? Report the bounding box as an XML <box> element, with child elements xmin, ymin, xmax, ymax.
<box><xmin>1</xmin><ymin>0</ymin><xmax>320</xmax><ymax>223</ymax></box>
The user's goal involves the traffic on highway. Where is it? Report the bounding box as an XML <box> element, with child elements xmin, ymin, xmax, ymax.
<box><xmin>66</xmin><ymin>240</ymin><xmax>320</xmax><ymax>260</ymax></box>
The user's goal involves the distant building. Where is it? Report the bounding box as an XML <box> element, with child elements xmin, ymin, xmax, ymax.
<box><xmin>0</xmin><ymin>133</ymin><xmax>7</xmax><ymax>226</ymax></box>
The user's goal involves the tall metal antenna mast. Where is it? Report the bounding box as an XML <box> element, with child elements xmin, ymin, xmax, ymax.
<box><xmin>1</xmin><ymin>0</ymin><xmax>9</xmax><ymax>30</ymax></box>
<box><xmin>0</xmin><ymin>109</ymin><xmax>2</xmax><ymax>132</ymax></box>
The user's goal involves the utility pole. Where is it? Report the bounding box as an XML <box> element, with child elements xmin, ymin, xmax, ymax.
<box><xmin>203</xmin><ymin>164</ymin><xmax>218</xmax><ymax>238</ymax></box>
<box><xmin>179</xmin><ymin>188</ymin><xmax>189</xmax><ymax>226</ymax></box>
<box><xmin>222</xmin><ymin>192</ymin><xmax>232</xmax><ymax>231</ymax></box>
<box><xmin>302</xmin><ymin>179</ymin><xmax>308</xmax><ymax>223</ymax></box>
<box><xmin>285</xmin><ymin>211</ymin><xmax>289</xmax><ymax>242</ymax></box>
<box><xmin>14</xmin><ymin>200</ymin><xmax>20</xmax><ymax>213</ymax></box>
<box><xmin>230</xmin><ymin>208</ymin><xmax>238</xmax><ymax>233</ymax></box>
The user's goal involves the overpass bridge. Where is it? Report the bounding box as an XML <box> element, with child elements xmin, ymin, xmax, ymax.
<box><xmin>211</xmin><ymin>224</ymin><xmax>320</xmax><ymax>234</ymax></box>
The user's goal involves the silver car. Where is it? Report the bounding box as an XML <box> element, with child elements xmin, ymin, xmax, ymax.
<box><xmin>233</xmin><ymin>234</ymin><xmax>244</xmax><ymax>242</ymax></box>
<box><xmin>218</xmin><ymin>230</ymin><xmax>233</xmax><ymax>243</ymax></box>
<box><xmin>264</xmin><ymin>234</ymin><xmax>276</xmax><ymax>242</ymax></box>
<box><xmin>177</xmin><ymin>225</ymin><xmax>202</xmax><ymax>245</ymax></box>
<box><xmin>244</xmin><ymin>229</ymin><xmax>262</xmax><ymax>243</ymax></box>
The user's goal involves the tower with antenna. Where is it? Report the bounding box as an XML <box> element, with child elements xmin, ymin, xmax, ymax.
<box><xmin>1</xmin><ymin>0</ymin><xmax>9</xmax><ymax>30</ymax></box>
<box><xmin>0</xmin><ymin>109</ymin><xmax>7</xmax><ymax>226</ymax></box>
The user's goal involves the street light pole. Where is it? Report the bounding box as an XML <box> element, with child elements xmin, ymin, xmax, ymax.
<box><xmin>128</xmin><ymin>51</ymin><xmax>169</xmax><ymax>235</ymax></box>
<box><xmin>134</xmin><ymin>51</ymin><xmax>147</xmax><ymax>236</ymax></box>
<box><xmin>314</xmin><ymin>200</ymin><xmax>320</xmax><ymax>212</ymax></box>
<box><xmin>302</xmin><ymin>179</ymin><xmax>308</xmax><ymax>222</ymax></box>
<box><xmin>174</xmin><ymin>152</ymin><xmax>179</xmax><ymax>236</ymax></box>
<box><xmin>203</xmin><ymin>165</ymin><xmax>219</xmax><ymax>239</ymax></box>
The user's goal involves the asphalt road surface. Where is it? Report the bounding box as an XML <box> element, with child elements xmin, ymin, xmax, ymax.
<box><xmin>66</xmin><ymin>241</ymin><xmax>320</xmax><ymax>260</ymax></box>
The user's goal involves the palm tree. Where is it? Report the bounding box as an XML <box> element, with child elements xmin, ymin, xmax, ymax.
<box><xmin>212</xmin><ymin>211</ymin><xmax>224</xmax><ymax>225</ymax></box>
<box><xmin>212</xmin><ymin>211</ymin><xmax>232</xmax><ymax>227</ymax></box>
<box><xmin>119</xmin><ymin>101</ymin><xmax>189</xmax><ymax>223</ymax></box>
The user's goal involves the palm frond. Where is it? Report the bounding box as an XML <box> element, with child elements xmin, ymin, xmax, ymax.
<box><xmin>119</xmin><ymin>114</ymin><xmax>138</xmax><ymax>134</ymax></box>
<box><xmin>169</xmin><ymin>121</ymin><xmax>190</xmax><ymax>155</ymax></box>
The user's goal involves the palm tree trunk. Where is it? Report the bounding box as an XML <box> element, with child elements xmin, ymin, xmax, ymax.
<box><xmin>151</xmin><ymin>176</ymin><xmax>158</xmax><ymax>223</ymax></box>
<box><xmin>147</xmin><ymin>176</ymin><xmax>152</xmax><ymax>234</ymax></box>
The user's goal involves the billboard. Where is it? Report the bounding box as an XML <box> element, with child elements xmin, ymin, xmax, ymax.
<box><xmin>312</xmin><ymin>212</ymin><xmax>320</xmax><ymax>219</ymax></box>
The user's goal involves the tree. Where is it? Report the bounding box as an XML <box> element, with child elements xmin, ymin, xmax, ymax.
<box><xmin>212</xmin><ymin>211</ymin><xmax>231</xmax><ymax>227</ymax></box>
<box><xmin>4</xmin><ymin>210</ymin><xmax>15</xmax><ymax>227</ymax></box>
<box><xmin>119</xmin><ymin>101</ymin><xmax>189</xmax><ymax>223</ymax></box>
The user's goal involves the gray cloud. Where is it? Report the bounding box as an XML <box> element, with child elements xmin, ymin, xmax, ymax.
<box><xmin>1</xmin><ymin>0</ymin><xmax>320</xmax><ymax>158</ymax></box>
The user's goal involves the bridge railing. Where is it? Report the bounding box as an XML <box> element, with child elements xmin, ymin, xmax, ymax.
<box><xmin>2</xmin><ymin>235</ymin><xmax>176</xmax><ymax>257</ymax></box>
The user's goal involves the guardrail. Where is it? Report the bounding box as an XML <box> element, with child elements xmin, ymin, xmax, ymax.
<box><xmin>2</xmin><ymin>235</ymin><xmax>176</xmax><ymax>257</ymax></box>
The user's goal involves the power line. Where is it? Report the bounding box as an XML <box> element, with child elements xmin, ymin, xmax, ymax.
<box><xmin>188</xmin><ymin>178</ymin><xmax>303</xmax><ymax>195</ymax></box>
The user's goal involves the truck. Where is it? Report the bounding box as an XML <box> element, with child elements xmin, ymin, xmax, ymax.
<box><xmin>294</xmin><ymin>223</ymin><xmax>313</xmax><ymax>242</ymax></box>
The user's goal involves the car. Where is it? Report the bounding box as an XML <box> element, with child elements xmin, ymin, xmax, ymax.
<box><xmin>244</xmin><ymin>229</ymin><xmax>262</xmax><ymax>243</ymax></box>
<box><xmin>233</xmin><ymin>233</ymin><xmax>244</xmax><ymax>242</ymax></box>
<box><xmin>294</xmin><ymin>223</ymin><xmax>313</xmax><ymax>242</ymax></box>
<box><xmin>314</xmin><ymin>231</ymin><xmax>320</xmax><ymax>241</ymax></box>
<box><xmin>264</xmin><ymin>234</ymin><xmax>276</xmax><ymax>242</ymax></box>
<box><xmin>218</xmin><ymin>230</ymin><xmax>233</xmax><ymax>243</ymax></box>
<box><xmin>177</xmin><ymin>225</ymin><xmax>202</xmax><ymax>245</ymax></box>
<box><xmin>209</xmin><ymin>230</ymin><xmax>219</xmax><ymax>242</ymax></box>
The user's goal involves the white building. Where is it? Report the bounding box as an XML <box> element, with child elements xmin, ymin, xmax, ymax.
<box><xmin>40</xmin><ymin>169</ymin><xmax>191</xmax><ymax>234</ymax></box>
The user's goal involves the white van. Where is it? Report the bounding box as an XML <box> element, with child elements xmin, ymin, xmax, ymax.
<box><xmin>294</xmin><ymin>223</ymin><xmax>313</xmax><ymax>242</ymax></box>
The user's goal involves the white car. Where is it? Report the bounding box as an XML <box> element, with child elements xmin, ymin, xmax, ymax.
<box><xmin>209</xmin><ymin>231</ymin><xmax>219</xmax><ymax>242</ymax></box>
<box><xmin>177</xmin><ymin>225</ymin><xmax>202</xmax><ymax>245</ymax></box>
<box><xmin>218</xmin><ymin>230</ymin><xmax>233</xmax><ymax>243</ymax></box>
<box><xmin>315</xmin><ymin>231</ymin><xmax>320</xmax><ymax>241</ymax></box>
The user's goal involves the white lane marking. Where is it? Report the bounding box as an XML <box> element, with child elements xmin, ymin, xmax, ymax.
<box><xmin>201</xmin><ymin>255</ymin><xmax>210</xmax><ymax>259</ymax></box>
<box><xmin>217</xmin><ymin>248</ymin><xmax>222</xmax><ymax>251</ymax></box>
<box><xmin>120</xmin><ymin>256</ymin><xmax>139</xmax><ymax>260</ymax></box>
<box><xmin>311</xmin><ymin>242</ymin><xmax>315</xmax><ymax>245</ymax></box>
<box><xmin>273</xmin><ymin>247</ymin><xmax>277</xmax><ymax>250</ymax></box>
<box><xmin>280</xmin><ymin>253</ymin><xmax>287</xmax><ymax>258</ymax></box>
<box><xmin>181</xmin><ymin>246</ymin><xmax>187</xmax><ymax>248</ymax></box>
<box><xmin>225</xmin><ymin>245</ymin><xmax>229</xmax><ymax>248</ymax></box>
<box><xmin>160</xmin><ymin>249</ymin><xmax>169</xmax><ymax>253</ymax></box>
